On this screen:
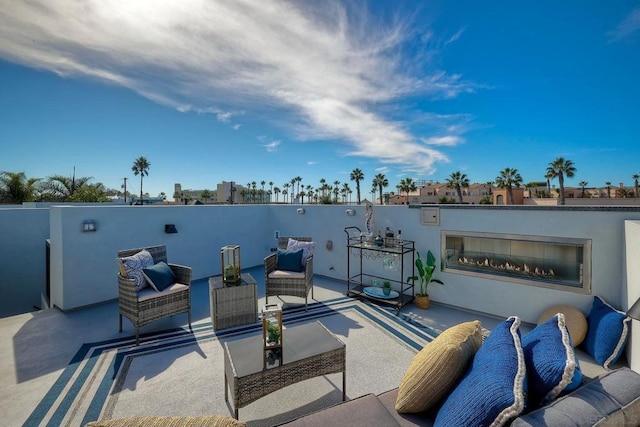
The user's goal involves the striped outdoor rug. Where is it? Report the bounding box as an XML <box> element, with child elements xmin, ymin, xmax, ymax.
<box><xmin>25</xmin><ymin>297</ymin><xmax>439</xmax><ymax>427</ymax></box>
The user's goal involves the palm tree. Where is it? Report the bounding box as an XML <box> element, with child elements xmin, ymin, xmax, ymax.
<box><xmin>578</xmin><ymin>181</ymin><xmax>588</xmax><ymax>198</ymax></box>
<box><xmin>0</xmin><ymin>172</ymin><xmax>40</xmax><ymax>203</ymax></box>
<box><xmin>319</xmin><ymin>178</ymin><xmax>326</xmax><ymax>198</ymax></box>
<box><xmin>260</xmin><ymin>181</ymin><xmax>265</xmax><ymax>195</ymax></box>
<box><xmin>268</xmin><ymin>181</ymin><xmax>274</xmax><ymax>202</ymax></box>
<box><xmin>445</xmin><ymin>171</ymin><xmax>470</xmax><ymax>204</ymax></box>
<box><xmin>495</xmin><ymin>167</ymin><xmax>523</xmax><ymax>205</ymax></box>
<box><xmin>290</xmin><ymin>178</ymin><xmax>297</xmax><ymax>203</ymax></box>
<box><xmin>341</xmin><ymin>183</ymin><xmax>351</xmax><ymax>203</ymax></box>
<box><xmin>350</xmin><ymin>168</ymin><xmax>364</xmax><ymax>204</ymax></box>
<box><xmin>372</xmin><ymin>173</ymin><xmax>388</xmax><ymax>205</ymax></box>
<box><xmin>40</xmin><ymin>172</ymin><xmax>92</xmax><ymax>202</ymax></box>
<box><xmin>132</xmin><ymin>157</ymin><xmax>150</xmax><ymax>205</ymax></box>
<box><xmin>605</xmin><ymin>181</ymin><xmax>612</xmax><ymax>198</ymax></box>
<box><xmin>396</xmin><ymin>178</ymin><xmax>416</xmax><ymax>204</ymax></box>
<box><xmin>283</xmin><ymin>183</ymin><xmax>291</xmax><ymax>203</ymax></box>
<box><xmin>200</xmin><ymin>189</ymin><xmax>212</xmax><ymax>203</ymax></box>
<box><xmin>545</xmin><ymin>157</ymin><xmax>576</xmax><ymax>206</ymax></box>
<box><xmin>273</xmin><ymin>186</ymin><xmax>281</xmax><ymax>203</ymax></box>
<box><xmin>633</xmin><ymin>174</ymin><xmax>639</xmax><ymax>198</ymax></box>
<box><xmin>333</xmin><ymin>180</ymin><xmax>340</xmax><ymax>203</ymax></box>
<box><xmin>295</xmin><ymin>176</ymin><xmax>303</xmax><ymax>198</ymax></box>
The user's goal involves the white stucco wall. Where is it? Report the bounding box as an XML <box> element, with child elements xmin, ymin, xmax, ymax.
<box><xmin>3</xmin><ymin>204</ymin><xmax>640</xmax><ymax>326</ymax></box>
<box><xmin>625</xmin><ymin>220</ymin><xmax>640</xmax><ymax>372</ymax></box>
<box><xmin>0</xmin><ymin>208</ymin><xmax>49</xmax><ymax>316</ymax></box>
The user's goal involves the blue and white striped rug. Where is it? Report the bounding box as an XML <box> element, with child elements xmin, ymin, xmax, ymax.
<box><xmin>25</xmin><ymin>297</ymin><xmax>439</xmax><ymax>427</ymax></box>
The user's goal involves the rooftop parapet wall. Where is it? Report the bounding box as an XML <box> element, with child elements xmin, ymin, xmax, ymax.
<box><xmin>3</xmin><ymin>204</ymin><xmax>640</xmax><ymax>323</ymax></box>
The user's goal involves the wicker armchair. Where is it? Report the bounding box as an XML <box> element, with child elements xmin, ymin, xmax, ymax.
<box><xmin>264</xmin><ymin>236</ymin><xmax>314</xmax><ymax>311</ymax></box>
<box><xmin>117</xmin><ymin>245</ymin><xmax>192</xmax><ymax>345</ymax></box>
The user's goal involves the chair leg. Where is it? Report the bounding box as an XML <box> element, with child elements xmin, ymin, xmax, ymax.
<box><xmin>188</xmin><ymin>310</ymin><xmax>192</xmax><ymax>330</ymax></box>
<box><xmin>135</xmin><ymin>328</ymin><xmax>140</xmax><ymax>346</ymax></box>
<box><xmin>119</xmin><ymin>314</ymin><xmax>122</xmax><ymax>332</ymax></box>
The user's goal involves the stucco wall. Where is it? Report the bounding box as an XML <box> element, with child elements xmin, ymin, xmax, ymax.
<box><xmin>0</xmin><ymin>208</ymin><xmax>49</xmax><ymax>317</ymax></box>
<box><xmin>3</xmin><ymin>204</ymin><xmax>640</xmax><ymax>324</ymax></box>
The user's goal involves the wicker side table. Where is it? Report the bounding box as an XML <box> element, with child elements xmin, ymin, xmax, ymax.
<box><xmin>209</xmin><ymin>273</ymin><xmax>258</xmax><ymax>331</ymax></box>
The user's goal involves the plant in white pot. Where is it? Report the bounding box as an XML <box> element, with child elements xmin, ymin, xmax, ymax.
<box><xmin>408</xmin><ymin>250</ymin><xmax>443</xmax><ymax>309</ymax></box>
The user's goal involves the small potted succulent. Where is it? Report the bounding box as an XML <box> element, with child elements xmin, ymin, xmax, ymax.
<box><xmin>408</xmin><ymin>250</ymin><xmax>444</xmax><ymax>309</ymax></box>
<box><xmin>382</xmin><ymin>281</ymin><xmax>392</xmax><ymax>296</ymax></box>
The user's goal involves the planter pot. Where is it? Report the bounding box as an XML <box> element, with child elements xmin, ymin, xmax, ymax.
<box><xmin>415</xmin><ymin>294</ymin><xmax>430</xmax><ymax>309</ymax></box>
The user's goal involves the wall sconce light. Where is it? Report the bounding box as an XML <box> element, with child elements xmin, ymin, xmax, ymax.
<box><xmin>164</xmin><ymin>224</ymin><xmax>178</xmax><ymax>234</ymax></box>
<box><xmin>296</xmin><ymin>208</ymin><xmax>305</xmax><ymax>215</ymax></box>
<box><xmin>82</xmin><ymin>220</ymin><xmax>96</xmax><ymax>232</ymax></box>
<box><xmin>326</xmin><ymin>240</ymin><xmax>333</xmax><ymax>251</ymax></box>
<box><xmin>345</xmin><ymin>209</ymin><xmax>356</xmax><ymax>216</ymax></box>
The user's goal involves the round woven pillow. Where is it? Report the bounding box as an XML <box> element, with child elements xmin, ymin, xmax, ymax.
<box><xmin>537</xmin><ymin>305</ymin><xmax>588</xmax><ymax>347</ymax></box>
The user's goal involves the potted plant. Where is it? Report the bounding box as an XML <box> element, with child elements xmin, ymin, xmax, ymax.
<box><xmin>408</xmin><ymin>250</ymin><xmax>444</xmax><ymax>309</ymax></box>
<box><xmin>382</xmin><ymin>281</ymin><xmax>392</xmax><ymax>296</ymax></box>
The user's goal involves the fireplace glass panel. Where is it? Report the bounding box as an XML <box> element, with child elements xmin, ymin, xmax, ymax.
<box><xmin>442</xmin><ymin>231</ymin><xmax>591</xmax><ymax>293</ymax></box>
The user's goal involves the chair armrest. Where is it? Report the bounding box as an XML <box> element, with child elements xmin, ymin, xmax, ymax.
<box><xmin>304</xmin><ymin>256</ymin><xmax>313</xmax><ymax>278</ymax></box>
<box><xmin>118</xmin><ymin>274</ymin><xmax>138</xmax><ymax>300</ymax></box>
<box><xmin>264</xmin><ymin>253</ymin><xmax>277</xmax><ymax>274</ymax></box>
<box><xmin>168</xmin><ymin>263</ymin><xmax>192</xmax><ymax>286</ymax></box>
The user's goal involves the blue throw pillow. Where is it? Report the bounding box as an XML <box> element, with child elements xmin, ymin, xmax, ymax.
<box><xmin>276</xmin><ymin>249</ymin><xmax>304</xmax><ymax>273</ymax></box>
<box><xmin>522</xmin><ymin>313</ymin><xmax>583</xmax><ymax>409</ymax></box>
<box><xmin>582</xmin><ymin>296</ymin><xmax>631</xmax><ymax>369</ymax></box>
<box><xmin>435</xmin><ymin>316</ymin><xmax>526</xmax><ymax>427</ymax></box>
<box><xmin>142</xmin><ymin>261</ymin><xmax>176</xmax><ymax>292</ymax></box>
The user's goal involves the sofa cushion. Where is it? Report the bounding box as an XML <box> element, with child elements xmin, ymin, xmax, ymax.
<box><xmin>521</xmin><ymin>313</ymin><xmax>582</xmax><ymax>409</ymax></box>
<box><xmin>118</xmin><ymin>249</ymin><xmax>154</xmax><ymax>291</ymax></box>
<box><xmin>279</xmin><ymin>393</ymin><xmax>401</xmax><ymax>426</ymax></box>
<box><xmin>582</xmin><ymin>295</ymin><xmax>631</xmax><ymax>369</ymax></box>
<box><xmin>276</xmin><ymin>249</ymin><xmax>304</xmax><ymax>272</ymax></box>
<box><xmin>537</xmin><ymin>304</ymin><xmax>588</xmax><ymax>346</ymax></box>
<box><xmin>395</xmin><ymin>320</ymin><xmax>483</xmax><ymax>413</ymax></box>
<box><xmin>434</xmin><ymin>316</ymin><xmax>526</xmax><ymax>427</ymax></box>
<box><xmin>512</xmin><ymin>367</ymin><xmax>640</xmax><ymax>426</ymax></box>
<box><xmin>142</xmin><ymin>261</ymin><xmax>176</xmax><ymax>292</ymax></box>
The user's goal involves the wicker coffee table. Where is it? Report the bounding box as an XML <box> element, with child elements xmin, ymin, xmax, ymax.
<box><xmin>209</xmin><ymin>273</ymin><xmax>258</xmax><ymax>331</ymax></box>
<box><xmin>223</xmin><ymin>321</ymin><xmax>346</xmax><ymax>419</ymax></box>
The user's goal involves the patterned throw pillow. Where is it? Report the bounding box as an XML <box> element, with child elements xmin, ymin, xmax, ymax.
<box><xmin>118</xmin><ymin>250</ymin><xmax>154</xmax><ymax>291</ymax></box>
<box><xmin>395</xmin><ymin>320</ymin><xmax>483</xmax><ymax>413</ymax></box>
<box><xmin>287</xmin><ymin>238</ymin><xmax>316</xmax><ymax>268</ymax></box>
<box><xmin>582</xmin><ymin>295</ymin><xmax>631</xmax><ymax>369</ymax></box>
<box><xmin>522</xmin><ymin>313</ymin><xmax>583</xmax><ymax>409</ymax></box>
<box><xmin>434</xmin><ymin>316</ymin><xmax>527</xmax><ymax>427</ymax></box>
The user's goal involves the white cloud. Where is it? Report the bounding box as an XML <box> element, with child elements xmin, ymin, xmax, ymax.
<box><xmin>263</xmin><ymin>140</ymin><xmax>281</xmax><ymax>153</ymax></box>
<box><xmin>232</xmin><ymin>124</ymin><xmax>241</xmax><ymax>130</ymax></box>
<box><xmin>608</xmin><ymin>8</ymin><xmax>640</xmax><ymax>42</ymax></box>
<box><xmin>307</xmin><ymin>161</ymin><xmax>318</xmax><ymax>165</ymax></box>
<box><xmin>422</xmin><ymin>136</ymin><xmax>464</xmax><ymax>146</ymax></box>
<box><xmin>444</xmin><ymin>27</ymin><xmax>466</xmax><ymax>46</ymax></box>
<box><xmin>0</xmin><ymin>0</ymin><xmax>474</xmax><ymax>173</ymax></box>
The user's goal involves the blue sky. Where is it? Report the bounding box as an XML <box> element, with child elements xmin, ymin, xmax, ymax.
<box><xmin>1</xmin><ymin>1</ymin><xmax>639</xmax><ymax>200</ymax></box>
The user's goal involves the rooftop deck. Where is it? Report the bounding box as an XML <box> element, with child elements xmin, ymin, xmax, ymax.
<box><xmin>2</xmin><ymin>267</ymin><xmax>509</xmax><ymax>426</ymax></box>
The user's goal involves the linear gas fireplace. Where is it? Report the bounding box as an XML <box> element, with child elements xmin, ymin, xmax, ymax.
<box><xmin>441</xmin><ymin>230</ymin><xmax>591</xmax><ymax>293</ymax></box>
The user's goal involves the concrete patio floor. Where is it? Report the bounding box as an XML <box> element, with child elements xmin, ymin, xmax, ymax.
<box><xmin>1</xmin><ymin>266</ymin><xmax>508</xmax><ymax>427</ymax></box>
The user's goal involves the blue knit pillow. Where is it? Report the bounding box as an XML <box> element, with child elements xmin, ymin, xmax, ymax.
<box><xmin>522</xmin><ymin>313</ymin><xmax>583</xmax><ymax>409</ymax></box>
<box><xmin>434</xmin><ymin>316</ymin><xmax>526</xmax><ymax>427</ymax></box>
<box><xmin>582</xmin><ymin>296</ymin><xmax>630</xmax><ymax>369</ymax></box>
<box><xmin>276</xmin><ymin>249</ymin><xmax>304</xmax><ymax>272</ymax></box>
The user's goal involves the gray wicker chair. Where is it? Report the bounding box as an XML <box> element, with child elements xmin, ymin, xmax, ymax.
<box><xmin>117</xmin><ymin>245</ymin><xmax>192</xmax><ymax>345</ymax></box>
<box><xmin>264</xmin><ymin>236</ymin><xmax>314</xmax><ymax>310</ymax></box>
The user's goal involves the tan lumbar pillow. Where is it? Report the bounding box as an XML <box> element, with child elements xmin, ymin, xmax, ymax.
<box><xmin>395</xmin><ymin>320</ymin><xmax>483</xmax><ymax>413</ymax></box>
